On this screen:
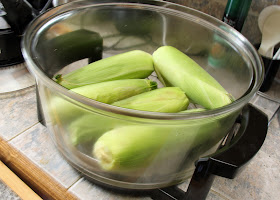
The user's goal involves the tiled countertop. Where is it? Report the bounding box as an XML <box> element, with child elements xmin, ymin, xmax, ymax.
<box><xmin>0</xmin><ymin>70</ymin><xmax>279</xmax><ymax>199</ymax></box>
<box><xmin>0</xmin><ymin>180</ymin><xmax>21</xmax><ymax>200</ymax></box>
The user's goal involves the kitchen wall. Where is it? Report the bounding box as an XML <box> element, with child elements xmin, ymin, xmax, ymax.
<box><xmin>165</xmin><ymin>0</ymin><xmax>280</xmax><ymax>45</ymax></box>
<box><xmin>165</xmin><ymin>0</ymin><xmax>280</xmax><ymax>81</ymax></box>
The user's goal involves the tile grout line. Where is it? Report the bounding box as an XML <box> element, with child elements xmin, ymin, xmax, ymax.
<box><xmin>256</xmin><ymin>91</ymin><xmax>280</xmax><ymax>104</ymax></box>
<box><xmin>268</xmin><ymin>105</ymin><xmax>280</xmax><ymax>125</ymax></box>
<box><xmin>209</xmin><ymin>187</ymin><xmax>232</xmax><ymax>200</ymax></box>
<box><xmin>66</xmin><ymin>176</ymin><xmax>83</xmax><ymax>190</ymax></box>
<box><xmin>7</xmin><ymin>121</ymin><xmax>40</xmax><ymax>142</ymax></box>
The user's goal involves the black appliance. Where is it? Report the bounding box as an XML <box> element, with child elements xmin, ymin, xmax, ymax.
<box><xmin>0</xmin><ymin>0</ymin><xmax>52</xmax><ymax>67</ymax></box>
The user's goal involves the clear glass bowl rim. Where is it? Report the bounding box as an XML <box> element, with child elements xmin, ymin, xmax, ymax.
<box><xmin>21</xmin><ymin>0</ymin><xmax>264</xmax><ymax>120</ymax></box>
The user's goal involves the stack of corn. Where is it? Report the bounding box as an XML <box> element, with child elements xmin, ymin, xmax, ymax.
<box><xmin>53</xmin><ymin>46</ymin><xmax>234</xmax><ymax>172</ymax></box>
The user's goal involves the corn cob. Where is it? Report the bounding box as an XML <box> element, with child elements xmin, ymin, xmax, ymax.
<box><xmin>92</xmin><ymin>113</ymin><xmax>235</xmax><ymax>172</ymax></box>
<box><xmin>50</xmin><ymin>79</ymin><xmax>157</xmax><ymax>124</ymax></box>
<box><xmin>68</xmin><ymin>114</ymin><xmax>120</xmax><ymax>146</ymax></box>
<box><xmin>152</xmin><ymin>46</ymin><xmax>233</xmax><ymax>109</ymax></box>
<box><xmin>93</xmin><ymin>125</ymin><xmax>174</xmax><ymax>171</ymax></box>
<box><xmin>180</xmin><ymin>108</ymin><xmax>206</xmax><ymax>113</ymax></box>
<box><xmin>112</xmin><ymin>87</ymin><xmax>189</xmax><ymax>113</ymax></box>
<box><xmin>54</xmin><ymin>50</ymin><xmax>154</xmax><ymax>89</ymax></box>
<box><xmin>71</xmin><ymin>79</ymin><xmax>157</xmax><ymax>104</ymax></box>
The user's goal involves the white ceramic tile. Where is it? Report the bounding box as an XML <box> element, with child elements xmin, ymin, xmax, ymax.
<box><xmin>9</xmin><ymin>123</ymin><xmax>81</xmax><ymax>188</ymax></box>
<box><xmin>211</xmin><ymin>148</ymin><xmax>280</xmax><ymax>200</ymax></box>
<box><xmin>0</xmin><ymin>87</ymin><xmax>38</xmax><ymax>140</ymax></box>
<box><xmin>251</xmin><ymin>93</ymin><xmax>279</xmax><ymax>120</ymax></box>
<box><xmin>0</xmin><ymin>180</ymin><xmax>21</xmax><ymax>200</ymax></box>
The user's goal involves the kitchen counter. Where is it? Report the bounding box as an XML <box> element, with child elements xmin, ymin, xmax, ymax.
<box><xmin>0</xmin><ymin>65</ymin><xmax>279</xmax><ymax>199</ymax></box>
<box><xmin>0</xmin><ymin>180</ymin><xmax>21</xmax><ymax>200</ymax></box>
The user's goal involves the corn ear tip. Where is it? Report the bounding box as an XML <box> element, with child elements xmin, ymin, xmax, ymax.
<box><xmin>149</xmin><ymin>80</ymin><xmax>158</xmax><ymax>90</ymax></box>
<box><xmin>54</xmin><ymin>74</ymin><xmax>62</xmax><ymax>83</ymax></box>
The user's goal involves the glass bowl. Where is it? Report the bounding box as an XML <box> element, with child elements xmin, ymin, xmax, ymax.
<box><xmin>22</xmin><ymin>0</ymin><xmax>263</xmax><ymax>189</ymax></box>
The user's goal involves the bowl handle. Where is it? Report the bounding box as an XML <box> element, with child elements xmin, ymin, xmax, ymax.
<box><xmin>183</xmin><ymin>104</ymin><xmax>268</xmax><ymax>200</ymax></box>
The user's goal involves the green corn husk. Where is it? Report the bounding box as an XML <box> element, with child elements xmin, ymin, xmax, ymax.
<box><xmin>68</xmin><ymin>115</ymin><xmax>102</xmax><ymax>146</ymax></box>
<box><xmin>71</xmin><ymin>79</ymin><xmax>157</xmax><ymax>104</ymax></box>
<box><xmin>93</xmin><ymin>126</ymin><xmax>173</xmax><ymax>171</ymax></box>
<box><xmin>180</xmin><ymin>108</ymin><xmax>206</xmax><ymax>113</ymax></box>
<box><xmin>49</xmin><ymin>79</ymin><xmax>157</xmax><ymax>124</ymax></box>
<box><xmin>152</xmin><ymin>46</ymin><xmax>233</xmax><ymax>109</ymax></box>
<box><xmin>112</xmin><ymin>87</ymin><xmax>189</xmax><ymax>113</ymax></box>
<box><xmin>92</xmin><ymin>110</ymin><xmax>238</xmax><ymax>172</ymax></box>
<box><xmin>68</xmin><ymin>114</ymin><xmax>117</xmax><ymax>146</ymax></box>
<box><xmin>54</xmin><ymin>50</ymin><xmax>154</xmax><ymax>89</ymax></box>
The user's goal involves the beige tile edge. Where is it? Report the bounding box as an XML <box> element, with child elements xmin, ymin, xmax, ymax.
<box><xmin>210</xmin><ymin>188</ymin><xmax>232</xmax><ymax>200</ymax></box>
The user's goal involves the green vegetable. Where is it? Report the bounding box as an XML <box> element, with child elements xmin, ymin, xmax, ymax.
<box><xmin>49</xmin><ymin>79</ymin><xmax>157</xmax><ymax>123</ymax></box>
<box><xmin>152</xmin><ymin>46</ymin><xmax>233</xmax><ymax>109</ymax></box>
<box><xmin>180</xmin><ymin>108</ymin><xmax>206</xmax><ymax>113</ymax></box>
<box><xmin>71</xmin><ymin>79</ymin><xmax>157</xmax><ymax>104</ymax></box>
<box><xmin>92</xmin><ymin>113</ymin><xmax>235</xmax><ymax>172</ymax></box>
<box><xmin>54</xmin><ymin>50</ymin><xmax>154</xmax><ymax>89</ymax></box>
<box><xmin>93</xmin><ymin>126</ymin><xmax>176</xmax><ymax>171</ymax></box>
<box><xmin>112</xmin><ymin>87</ymin><xmax>189</xmax><ymax>113</ymax></box>
<box><xmin>68</xmin><ymin>114</ymin><xmax>119</xmax><ymax>146</ymax></box>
